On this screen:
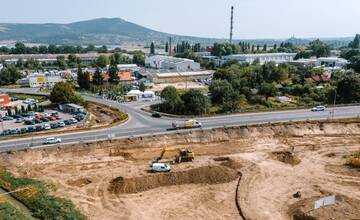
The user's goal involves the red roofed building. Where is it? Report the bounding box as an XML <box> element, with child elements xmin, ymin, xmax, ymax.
<box><xmin>304</xmin><ymin>76</ymin><xmax>330</xmax><ymax>83</ymax></box>
<box><xmin>0</xmin><ymin>94</ymin><xmax>10</xmax><ymax>106</ymax></box>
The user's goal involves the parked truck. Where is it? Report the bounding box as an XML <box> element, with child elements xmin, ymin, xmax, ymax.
<box><xmin>172</xmin><ymin>120</ymin><xmax>202</xmax><ymax>130</ymax></box>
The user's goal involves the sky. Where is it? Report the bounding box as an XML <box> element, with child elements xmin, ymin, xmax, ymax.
<box><xmin>0</xmin><ymin>0</ymin><xmax>359</xmax><ymax>39</ymax></box>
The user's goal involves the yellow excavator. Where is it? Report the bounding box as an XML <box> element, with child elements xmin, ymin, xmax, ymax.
<box><xmin>154</xmin><ymin>147</ymin><xmax>195</xmax><ymax>163</ymax></box>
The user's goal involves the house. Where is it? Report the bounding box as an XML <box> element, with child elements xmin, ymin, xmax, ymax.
<box><xmin>59</xmin><ymin>103</ymin><xmax>85</xmax><ymax>113</ymax></box>
<box><xmin>17</xmin><ymin>72</ymin><xmax>66</xmax><ymax>88</ymax></box>
<box><xmin>145</xmin><ymin>55</ymin><xmax>201</xmax><ymax>71</ymax></box>
<box><xmin>221</xmin><ymin>53</ymin><xmax>296</xmax><ymax>65</ymax></box>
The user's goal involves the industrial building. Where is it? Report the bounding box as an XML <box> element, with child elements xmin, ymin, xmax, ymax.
<box><xmin>145</xmin><ymin>55</ymin><xmax>201</xmax><ymax>71</ymax></box>
<box><xmin>288</xmin><ymin>57</ymin><xmax>348</xmax><ymax>68</ymax></box>
<box><xmin>221</xmin><ymin>53</ymin><xmax>297</xmax><ymax>65</ymax></box>
<box><xmin>139</xmin><ymin>69</ymin><xmax>214</xmax><ymax>84</ymax></box>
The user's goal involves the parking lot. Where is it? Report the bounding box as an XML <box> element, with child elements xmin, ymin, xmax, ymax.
<box><xmin>0</xmin><ymin>110</ymin><xmax>87</xmax><ymax>136</ymax></box>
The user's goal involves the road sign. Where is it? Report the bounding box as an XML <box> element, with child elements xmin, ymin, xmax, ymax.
<box><xmin>314</xmin><ymin>195</ymin><xmax>336</xmax><ymax>210</ymax></box>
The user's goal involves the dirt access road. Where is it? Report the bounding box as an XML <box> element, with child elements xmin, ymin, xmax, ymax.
<box><xmin>1</xmin><ymin>121</ymin><xmax>360</xmax><ymax>220</ymax></box>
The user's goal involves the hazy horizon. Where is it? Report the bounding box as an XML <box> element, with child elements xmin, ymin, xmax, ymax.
<box><xmin>1</xmin><ymin>0</ymin><xmax>359</xmax><ymax>39</ymax></box>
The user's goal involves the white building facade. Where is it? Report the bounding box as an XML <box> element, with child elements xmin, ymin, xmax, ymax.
<box><xmin>221</xmin><ymin>53</ymin><xmax>297</xmax><ymax>65</ymax></box>
<box><xmin>145</xmin><ymin>55</ymin><xmax>201</xmax><ymax>71</ymax></box>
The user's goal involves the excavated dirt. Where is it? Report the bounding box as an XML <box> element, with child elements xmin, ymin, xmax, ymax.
<box><xmin>108</xmin><ymin>165</ymin><xmax>239</xmax><ymax>194</ymax></box>
<box><xmin>1</xmin><ymin>121</ymin><xmax>360</xmax><ymax>220</ymax></box>
<box><xmin>270</xmin><ymin>151</ymin><xmax>301</xmax><ymax>166</ymax></box>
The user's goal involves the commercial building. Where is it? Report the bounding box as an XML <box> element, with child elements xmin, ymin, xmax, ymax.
<box><xmin>17</xmin><ymin>73</ymin><xmax>66</xmax><ymax>88</ymax></box>
<box><xmin>59</xmin><ymin>103</ymin><xmax>85</xmax><ymax>113</ymax></box>
<box><xmin>221</xmin><ymin>53</ymin><xmax>297</xmax><ymax>65</ymax></box>
<box><xmin>145</xmin><ymin>55</ymin><xmax>201</xmax><ymax>71</ymax></box>
<box><xmin>289</xmin><ymin>57</ymin><xmax>348</xmax><ymax>69</ymax></box>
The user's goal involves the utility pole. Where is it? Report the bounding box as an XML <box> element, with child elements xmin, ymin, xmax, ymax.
<box><xmin>230</xmin><ymin>6</ymin><xmax>234</xmax><ymax>44</ymax></box>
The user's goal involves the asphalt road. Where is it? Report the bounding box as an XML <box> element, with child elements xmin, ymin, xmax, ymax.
<box><xmin>1</xmin><ymin>89</ymin><xmax>360</xmax><ymax>152</ymax></box>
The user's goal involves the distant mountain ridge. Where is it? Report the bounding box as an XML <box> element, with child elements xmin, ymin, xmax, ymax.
<box><xmin>0</xmin><ymin>17</ymin><xmax>354</xmax><ymax>46</ymax></box>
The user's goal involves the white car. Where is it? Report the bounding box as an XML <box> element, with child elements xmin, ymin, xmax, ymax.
<box><xmin>43</xmin><ymin>137</ymin><xmax>62</xmax><ymax>145</ymax></box>
<box><xmin>150</xmin><ymin>163</ymin><xmax>171</xmax><ymax>173</ymax></box>
<box><xmin>312</xmin><ymin>106</ymin><xmax>326</xmax><ymax>112</ymax></box>
<box><xmin>43</xmin><ymin>124</ymin><xmax>51</xmax><ymax>130</ymax></box>
<box><xmin>58</xmin><ymin>122</ymin><xmax>66</xmax><ymax>127</ymax></box>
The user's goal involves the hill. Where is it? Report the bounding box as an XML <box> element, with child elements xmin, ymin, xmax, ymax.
<box><xmin>0</xmin><ymin>18</ymin><xmax>218</xmax><ymax>45</ymax></box>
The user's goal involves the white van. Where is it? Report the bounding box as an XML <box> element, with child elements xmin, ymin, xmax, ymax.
<box><xmin>150</xmin><ymin>163</ymin><xmax>171</xmax><ymax>173</ymax></box>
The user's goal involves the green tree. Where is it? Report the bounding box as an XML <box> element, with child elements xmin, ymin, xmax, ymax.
<box><xmin>14</xmin><ymin>42</ymin><xmax>26</xmax><ymax>54</ymax></box>
<box><xmin>56</xmin><ymin>56</ymin><xmax>67</xmax><ymax>70</ymax></box>
<box><xmin>77</xmin><ymin>66</ymin><xmax>90</xmax><ymax>90</ymax></box>
<box><xmin>0</xmin><ymin>66</ymin><xmax>23</xmax><ymax>85</ymax></box>
<box><xmin>336</xmin><ymin>74</ymin><xmax>360</xmax><ymax>103</ymax></box>
<box><xmin>108</xmin><ymin>65</ymin><xmax>119</xmax><ymax>84</ymax></box>
<box><xmin>160</xmin><ymin>86</ymin><xmax>182</xmax><ymax>113</ymax></box>
<box><xmin>348</xmin><ymin>34</ymin><xmax>360</xmax><ymax>49</ymax></box>
<box><xmin>150</xmin><ymin>42</ymin><xmax>155</xmax><ymax>55</ymax></box>
<box><xmin>181</xmin><ymin>89</ymin><xmax>209</xmax><ymax>115</ymax></box>
<box><xmin>133</xmin><ymin>51</ymin><xmax>145</xmax><ymax>66</ymax></box>
<box><xmin>50</xmin><ymin>82</ymin><xmax>85</xmax><ymax>104</ymax></box>
<box><xmin>349</xmin><ymin>56</ymin><xmax>360</xmax><ymax>73</ymax></box>
<box><xmin>165</xmin><ymin>42</ymin><xmax>169</xmax><ymax>53</ymax></box>
<box><xmin>96</xmin><ymin>55</ymin><xmax>109</xmax><ymax>68</ymax></box>
<box><xmin>139</xmin><ymin>82</ymin><xmax>146</xmax><ymax>92</ymax></box>
<box><xmin>259</xmin><ymin>83</ymin><xmax>277</xmax><ymax>100</ymax></box>
<box><xmin>309</xmin><ymin>39</ymin><xmax>331</xmax><ymax>57</ymax></box>
<box><xmin>93</xmin><ymin>67</ymin><xmax>103</xmax><ymax>85</ymax></box>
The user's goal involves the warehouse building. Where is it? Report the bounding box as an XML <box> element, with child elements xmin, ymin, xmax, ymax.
<box><xmin>145</xmin><ymin>55</ymin><xmax>201</xmax><ymax>71</ymax></box>
<box><xmin>221</xmin><ymin>53</ymin><xmax>296</xmax><ymax>65</ymax></box>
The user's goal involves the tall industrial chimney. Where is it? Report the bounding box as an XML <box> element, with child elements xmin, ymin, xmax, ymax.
<box><xmin>230</xmin><ymin>6</ymin><xmax>234</xmax><ymax>44</ymax></box>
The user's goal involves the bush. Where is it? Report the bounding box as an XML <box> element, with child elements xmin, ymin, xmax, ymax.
<box><xmin>0</xmin><ymin>202</ymin><xmax>32</xmax><ymax>220</ymax></box>
<box><xmin>0</xmin><ymin>168</ymin><xmax>86</xmax><ymax>220</ymax></box>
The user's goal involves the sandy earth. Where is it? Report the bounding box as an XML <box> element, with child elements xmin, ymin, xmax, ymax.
<box><xmin>1</xmin><ymin>122</ymin><xmax>360</xmax><ymax>220</ymax></box>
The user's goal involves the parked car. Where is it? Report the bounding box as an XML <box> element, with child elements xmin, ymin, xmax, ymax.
<box><xmin>35</xmin><ymin>125</ymin><xmax>43</xmax><ymax>131</ymax></box>
<box><xmin>57</xmin><ymin>122</ymin><xmax>66</xmax><ymax>127</ymax></box>
<box><xmin>24</xmin><ymin>120</ymin><xmax>35</xmax><ymax>125</ymax></box>
<box><xmin>150</xmin><ymin>163</ymin><xmax>171</xmax><ymax>173</ymax></box>
<box><xmin>15</xmin><ymin>118</ymin><xmax>24</xmax><ymax>123</ymax></box>
<box><xmin>50</xmin><ymin>123</ymin><xmax>59</xmax><ymax>129</ymax></box>
<box><xmin>69</xmin><ymin>118</ymin><xmax>78</xmax><ymax>124</ymax></box>
<box><xmin>312</xmin><ymin>106</ymin><xmax>326</xmax><ymax>112</ymax></box>
<box><xmin>10</xmin><ymin>129</ymin><xmax>20</xmax><ymax>135</ymax></box>
<box><xmin>63</xmin><ymin>120</ymin><xmax>71</xmax><ymax>125</ymax></box>
<box><xmin>48</xmin><ymin>116</ymin><xmax>56</xmax><ymax>121</ymax></box>
<box><xmin>3</xmin><ymin>116</ymin><xmax>14</xmax><ymax>121</ymax></box>
<box><xmin>74</xmin><ymin>115</ymin><xmax>85</xmax><ymax>121</ymax></box>
<box><xmin>151</xmin><ymin>112</ymin><xmax>162</xmax><ymax>118</ymax></box>
<box><xmin>2</xmin><ymin>129</ymin><xmax>11</xmax><ymax>135</ymax></box>
<box><xmin>51</xmin><ymin>112</ymin><xmax>59</xmax><ymax>116</ymax></box>
<box><xmin>43</xmin><ymin>124</ymin><xmax>51</xmax><ymax>130</ymax></box>
<box><xmin>12</xmin><ymin>115</ymin><xmax>22</xmax><ymax>119</ymax></box>
<box><xmin>43</xmin><ymin>137</ymin><xmax>62</xmax><ymax>145</ymax></box>
<box><xmin>27</xmin><ymin>126</ymin><xmax>36</xmax><ymax>132</ymax></box>
<box><xmin>20</xmin><ymin>128</ymin><xmax>27</xmax><ymax>134</ymax></box>
<box><xmin>34</xmin><ymin>119</ymin><xmax>42</xmax><ymax>124</ymax></box>
<box><xmin>41</xmin><ymin>117</ymin><xmax>49</xmax><ymax>122</ymax></box>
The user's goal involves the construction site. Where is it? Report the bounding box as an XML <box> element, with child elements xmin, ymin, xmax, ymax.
<box><xmin>0</xmin><ymin>121</ymin><xmax>360</xmax><ymax>220</ymax></box>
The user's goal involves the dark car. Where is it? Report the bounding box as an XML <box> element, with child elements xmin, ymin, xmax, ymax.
<box><xmin>3</xmin><ymin>116</ymin><xmax>14</xmax><ymax>121</ymax></box>
<box><xmin>2</xmin><ymin>129</ymin><xmax>11</xmax><ymax>135</ymax></box>
<box><xmin>20</xmin><ymin>128</ymin><xmax>28</xmax><ymax>134</ymax></box>
<box><xmin>35</xmin><ymin>125</ymin><xmax>43</xmax><ymax>131</ymax></box>
<box><xmin>27</xmin><ymin>126</ymin><xmax>36</xmax><ymax>132</ymax></box>
<box><xmin>21</xmin><ymin>113</ymin><xmax>30</xmax><ymax>117</ymax></box>
<box><xmin>12</xmin><ymin>115</ymin><xmax>22</xmax><ymax>119</ymax></box>
<box><xmin>50</xmin><ymin>123</ymin><xmax>59</xmax><ymax>129</ymax></box>
<box><xmin>34</xmin><ymin>118</ymin><xmax>42</xmax><ymax>124</ymax></box>
<box><xmin>63</xmin><ymin>120</ymin><xmax>71</xmax><ymax>125</ymax></box>
<box><xmin>24</xmin><ymin>120</ymin><xmax>35</xmax><ymax>125</ymax></box>
<box><xmin>41</xmin><ymin>117</ymin><xmax>49</xmax><ymax>122</ymax></box>
<box><xmin>151</xmin><ymin>113</ymin><xmax>162</xmax><ymax>118</ymax></box>
<box><xmin>74</xmin><ymin>115</ymin><xmax>85</xmax><ymax>121</ymax></box>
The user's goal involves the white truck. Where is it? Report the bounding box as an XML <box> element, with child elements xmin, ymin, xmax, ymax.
<box><xmin>172</xmin><ymin>120</ymin><xmax>202</xmax><ymax>130</ymax></box>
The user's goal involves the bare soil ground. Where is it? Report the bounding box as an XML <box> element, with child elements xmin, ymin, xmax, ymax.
<box><xmin>1</xmin><ymin>122</ymin><xmax>360</xmax><ymax>220</ymax></box>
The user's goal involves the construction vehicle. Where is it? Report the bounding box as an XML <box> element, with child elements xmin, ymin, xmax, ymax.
<box><xmin>154</xmin><ymin>147</ymin><xmax>195</xmax><ymax>163</ymax></box>
<box><xmin>172</xmin><ymin>120</ymin><xmax>202</xmax><ymax>130</ymax></box>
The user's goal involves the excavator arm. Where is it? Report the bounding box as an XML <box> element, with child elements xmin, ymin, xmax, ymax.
<box><xmin>156</xmin><ymin>148</ymin><xmax>180</xmax><ymax>161</ymax></box>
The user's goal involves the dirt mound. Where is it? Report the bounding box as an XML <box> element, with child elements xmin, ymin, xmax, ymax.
<box><xmin>271</xmin><ymin>151</ymin><xmax>301</xmax><ymax>166</ymax></box>
<box><xmin>67</xmin><ymin>178</ymin><xmax>92</xmax><ymax>187</ymax></box>
<box><xmin>288</xmin><ymin>195</ymin><xmax>360</xmax><ymax>220</ymax></box>
<box><xmin>220</xmin><ymin>159</ymin><xmax>243</xmax><ymax>170</ymax></box>
<box><xmin>108</xmin><ymin>165</ymin><xmax>239</xmax><ymax>194</ymax></box>
<box><xmin>213</xmin><ymin>156</ymin><xmax>231</xmax><ymax>161</ymax></box>
<box><xmin>109</xmin><ymin>149</ymin><xmax>134</xmax><ymax>159</ymax></box>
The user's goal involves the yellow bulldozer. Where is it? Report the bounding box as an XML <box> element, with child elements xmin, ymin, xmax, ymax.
<box><xmin>154</xmin><ymin>147</ymin><xmax>195</xmax><ymax>163</ymax></box>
